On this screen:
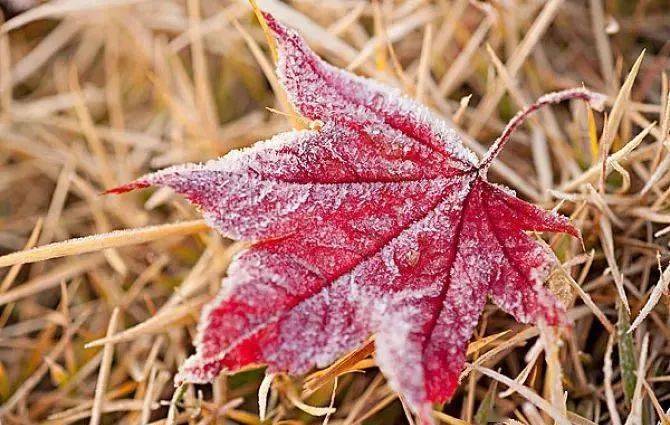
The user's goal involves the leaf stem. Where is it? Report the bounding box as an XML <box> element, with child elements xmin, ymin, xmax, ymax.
<box><xmin>478</xmin><ymin>88</ymin><xmax>606</xmax><ymax>174</ymax></box>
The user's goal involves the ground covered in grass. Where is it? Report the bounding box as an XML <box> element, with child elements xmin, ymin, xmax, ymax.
<box><xmin>0</xmin><ymin>0</ymin><xmax>669</xmax><ymax>424</ymax></box>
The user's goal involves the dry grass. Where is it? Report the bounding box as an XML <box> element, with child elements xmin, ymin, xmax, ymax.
<box><xmin>0</xmin><ymin>0</ymin><xmax>668</xmax><ymax>424</ymax></box>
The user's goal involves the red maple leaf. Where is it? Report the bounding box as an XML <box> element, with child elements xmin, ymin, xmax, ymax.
<box><xmin>108</xmin><ymin>13</ymin><xmax>605</xmax><ymax>423</ymax></box>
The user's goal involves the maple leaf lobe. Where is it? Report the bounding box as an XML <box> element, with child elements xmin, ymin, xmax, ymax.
<box><xmin>107</xmin><ymin>13</ymin><xmax>604</xmax><ymax>425</ymax></box>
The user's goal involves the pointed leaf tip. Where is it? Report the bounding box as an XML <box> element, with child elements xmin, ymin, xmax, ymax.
<box><xmin>261</xmin><ymin>11</ymin><xmax>283</xmax><ymax>36</ymax></box>
<box><xmin>103</xmin><ymin>180</ymin><xmax>150</xmax><ymax>195</ymax></box>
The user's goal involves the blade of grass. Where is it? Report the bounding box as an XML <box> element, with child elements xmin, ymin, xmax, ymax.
<box><xmin>0</xmin><ymin>220</ymin><xmax>209</xmax><ymax>268</ymax></box>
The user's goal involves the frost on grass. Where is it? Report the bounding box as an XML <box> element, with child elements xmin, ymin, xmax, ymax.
<box><xmin>108</xmin><ymin>12</ymin><xmax>601</xmax><ymax>425</ymax></box>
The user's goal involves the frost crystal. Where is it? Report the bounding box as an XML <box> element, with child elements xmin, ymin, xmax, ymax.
<box><xmin>108</xmin><ymin>13</ymin><xmax>593</xmax><ymax>425</ymax></box>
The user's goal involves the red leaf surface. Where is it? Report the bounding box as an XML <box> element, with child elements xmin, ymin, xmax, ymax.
<box><xmin>108</xmin><ymin>13</ymin><xmax>605</xmax><ymax>423</ymax></box>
